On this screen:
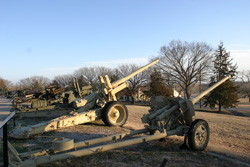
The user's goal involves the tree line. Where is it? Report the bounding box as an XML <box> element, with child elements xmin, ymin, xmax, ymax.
<box><xmin>1</xmin><ymin>40</ymin><xmax>248</xmax><ymax>111</ymax></box>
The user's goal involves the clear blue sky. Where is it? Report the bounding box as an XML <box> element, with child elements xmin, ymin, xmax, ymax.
<box><xmin>0</xmin><ymin>0</ymin><xmax>249</xmax><ymax>83</ymax></box>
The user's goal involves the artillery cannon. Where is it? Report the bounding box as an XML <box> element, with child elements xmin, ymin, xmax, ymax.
<box><xmin>7</xmin><ymin>73</ymin><xmax>232</xmax><ymax>166</ymax></box>
<box><xmin>10</xmin><ymin>60</ymin><xmax>159</xmax><ymax>139</ymax></box>
<box><xmin>13</xmin><ymin>79</ymin><xmax>92</xmax><ymax>118</ymax></box>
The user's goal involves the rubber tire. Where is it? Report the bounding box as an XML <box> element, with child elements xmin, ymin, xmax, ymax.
<box><xmin>102</xmin><ymin>101</ymin><xmax>128</xmax><ymax>127</ymax></box>
<box><xmin>188</xmin><ymin>119</ymin><xmax>209</xmax><ymax>151</ymax></box>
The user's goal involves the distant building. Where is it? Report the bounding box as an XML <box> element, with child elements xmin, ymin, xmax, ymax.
<box><xmin>118</xmin><ymin>87</ymin><xmax>181</xmax><ymax>103</ymax></box>
<box><xmin>173</xmin><ymin>88</ymin><xmax>181</xmax><ymax>97</ymax></box>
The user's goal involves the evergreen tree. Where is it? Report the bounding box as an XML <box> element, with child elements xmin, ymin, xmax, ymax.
<box><xmin>50</xmin><ymin>80</ymin><xmax>61</xmax><ymax>89</ymax></box>
<box><xmin>77</xmin><ymin>75</ymin><xmax>89</xmax><ymax>87</ymax></box>
<box><xmin>147</xmin><ymin>69</ymin><xmax>172</xmax><ymax>97</ymax></box>
<box><xmin>204</xmin><ymin>42</ymin><xmax>239</xmax><ymax>112</ymax></box>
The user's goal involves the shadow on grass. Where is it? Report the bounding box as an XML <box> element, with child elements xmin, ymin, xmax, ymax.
<box><xmin>195</xmin><ymin>108</ymin><xmax>247</xmax><ymax>117</ymax></box>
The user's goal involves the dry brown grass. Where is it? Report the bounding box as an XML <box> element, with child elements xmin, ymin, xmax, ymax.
<box><xmin>7</xmin><ymin>101</ymin><xmax>250</xmax><ymax>167</ymax></box>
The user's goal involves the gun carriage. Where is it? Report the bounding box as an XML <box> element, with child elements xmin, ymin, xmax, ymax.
<box><xmin>13</xmin><ymin>79</ymin><xmax>92</xmax><ymax>118</ymax></box>
<box><xmin>7</xmin><ymin>73</ymin><xmax>232</xmax><ymax>167</ymax></box>
<box><xmin>10</xmin><ymin>60</ymin><xmax>159</xmax><ymax>139</ymax></box>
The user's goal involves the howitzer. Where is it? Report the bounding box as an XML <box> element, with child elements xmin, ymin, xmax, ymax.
<box><xmin>10</xmin><ymin>60</ymin><xmax>159</xmax><ymax>139</ymax></box>
<box><xmin>13</xmin><ymin>79</ymin><xmax>92</xmax><ymax>118</ymax></box>
<box><xmin>7</xmin><ymin>73</ymin><xmax>232</xmax><ymax>167</ymax></box>
<box><xmin>13</xmin><ymin>85</ymin><xmax>68</xmax><ymax>106</ymax></box>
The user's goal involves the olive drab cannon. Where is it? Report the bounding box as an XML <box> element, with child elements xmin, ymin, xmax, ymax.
<box><xmin>7</xmin><ymin>73</ymin><xmax>232</xmax><ymax>167</ymax></box>
<box><xmin>13</xmin><ymin>78</ymin><xmax>92</xmax><ymax>118</ymax></box>
<box><xmin>141</xmin><ymin>73</ymin><xmax>232</xmax><ymax>150</ymax></box>
<box><xmin>10</xmin><ymin>60</ymin><xmax>159</xmax><ymax>139</ymax></box>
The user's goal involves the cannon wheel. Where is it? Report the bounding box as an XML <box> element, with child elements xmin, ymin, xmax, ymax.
<box><xmin>188</xmin><ymin>119</ymin><xmax>209</xmax><ymax>151</ymax></box>
<box><xmin>102</xmin><ymin>101</ymin><xmax>128</xmax><ymax>127</ymax></box>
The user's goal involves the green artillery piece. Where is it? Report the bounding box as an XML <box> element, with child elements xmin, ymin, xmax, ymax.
<box><xmin>7</xmin><ymin>73</ymin><xmax>232</xmax><ymax>167</ymax></box>
<box><xmin>13</xmin><ymin>78</ymin><xmax>92</xmax><ymax>118</ymax></box>
<box><xmin>9</xmin><ymin>60</ymin><xmax>159</xmax><ymax>139</ymax></box>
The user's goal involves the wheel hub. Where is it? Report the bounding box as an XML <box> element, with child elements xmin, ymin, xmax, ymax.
<box><xmin>103</xmin><ymin>102</ymin><xmax>128</xmax><ymax>126</ymax></box>
<box><xmin>109</xmin><ymin>108</ymin><xmax>120</xmax><ymax>122</ymax></box>
<box><xmin>195</xmin><ymin>125</ymin><xmax>207</xmax><ymax>146</ymax></box>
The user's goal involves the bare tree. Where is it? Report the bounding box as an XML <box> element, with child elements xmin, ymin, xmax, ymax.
<box><xmin>239</xmin><ymin>70</ymin><xmax>250</xmax><ymax>102</ymax></box>
<box><xmin>156</xmin><ymin>40</ymin><xmax>213</xmax><ymax>98</ymax></box>
<box><xmin>54</xmin><ymin>74</ymin><xmax>73</xmax><ymax>87</ymax></box>
<box><xmin>18</xmin><ymin>76</ymin><xmax>50</xmax><ymax>92</ymax></box>
<box><xmin>109</xmin><ymin>68</ymin><xmax>120</xmax><ymax>82</ymax></box>
<box><xmin>0</xmin><ymin>77</ymin><xmax>12</xmax><ymax>89</ymax></box>
<box><xmin>96</xmin><ymin>66</ymin><xmax>113</xmax><ymax>78</ymax></box>
<box><xmin>73</xmin><ymin>66</ymin><xmax>113</xmax><ymax>85</ymax></box>
<box><xmin>0</xmin><ymin>77</ymin><xmax>12</xmax><ymax>94</ymax></box>
<box><xmin>117</xmin><ymin>64</ymin><xmax>150</xmax><ymax>103</ymax></box>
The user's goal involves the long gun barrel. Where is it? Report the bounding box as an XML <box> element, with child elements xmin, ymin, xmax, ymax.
<box><xmin>190</xmin><ymin>73</ymin><xmax>232</xmax><ymax>104</ymax></box>
<box><xmin>53</xmin><ymin>87</ymin><xmax>66</xmax><ymax>95</ymax></box>
<box><xmin>142</xmin><ymin>73</ymin><xmax>233</xmax><ymax>127</ymax></box>
<box><xmin>111</xmin><ymin>59</ymin><xmax>159</xmax><ymax>88</ymax></box>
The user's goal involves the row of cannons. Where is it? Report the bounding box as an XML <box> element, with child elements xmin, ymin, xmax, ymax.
<box><xmin>7</xmin><ymin>60</ymin><xmax>232</xmax><ymax>167</ymax></box>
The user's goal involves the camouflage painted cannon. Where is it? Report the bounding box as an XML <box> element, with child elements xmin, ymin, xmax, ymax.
<box><xmin>10</xmin><ymin>60</ymin><xmax>159</xmax><ymax>139</ymax></box>
<box><xmin>7</xmin><ymin>73</ymin><xmax>232</xmax><ymax>166</ymax></box>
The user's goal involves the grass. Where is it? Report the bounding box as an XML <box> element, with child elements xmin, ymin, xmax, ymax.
<box><xmin>37</xmin><ymin>139</ymin><xmax>246</xmax><ymax>167</ymax></box>
<box><xmin>3</xmin><ymin>129</ymin><xmax>249</xmax><ymax>167</ymax></box>
<box><xmin>4</xmin><ymin>103</ymin><xmax>250</xmax><ymax>167</ymax></box>
<box><xmin>36</xmin><ymin>136</ymin><xmax>249</xmax><ymax>167</ymax></box>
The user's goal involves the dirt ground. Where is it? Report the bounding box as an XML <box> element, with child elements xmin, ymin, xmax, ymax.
<box><xmin>5</xmin><ymin>100</ymin><xmax>250</xmax><ymax>167</ymax></box>
<box><xmin>125</xmin><ymin>105</ymin><xmax>250</xmax><ymax>163</ymax></box>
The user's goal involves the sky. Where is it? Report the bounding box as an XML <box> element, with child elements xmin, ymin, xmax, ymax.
<box><xmin>0</xmin><ymin>0</ymin><xmax>249</xmax><ymax>83</ymax></box>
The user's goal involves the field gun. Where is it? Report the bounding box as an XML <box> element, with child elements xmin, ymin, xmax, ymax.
<box><xmin>9</xmin><ymin>60</ymin><xmax>159</xmax><ymax>139</ymax></box>
<box><xmin>141</xmin><ymin>73</ymin><xmax>232</xmax><ymax>150</ymax></box>
<box><xmin>7</xmin><ymin>73</ymin><xmax>232</xmax><ymax>167</ymax></box>
<box><xmin>13</xmin><ymin>79</ymin><xmax>92</xmax><ymax>118</ymax></box>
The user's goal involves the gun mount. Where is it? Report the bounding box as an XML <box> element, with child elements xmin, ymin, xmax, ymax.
<box><xmin>141</xmin><ymin>73</ymin><xmax>232</xmax><ymax>150</ymax></box>
<box><xmin>13</xmin><ymin>79</ymin><xmax>92</xmax><ymax>118</ymax></box>
<box><xmin>7</xmin><ymin>73</ymin><xmax>232</xmax><ymax>167</ymax></box>
<box><xmin>10</xmin><ymin>60</ymin><xmax>159</xmax><ymax>139</ymax></box>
